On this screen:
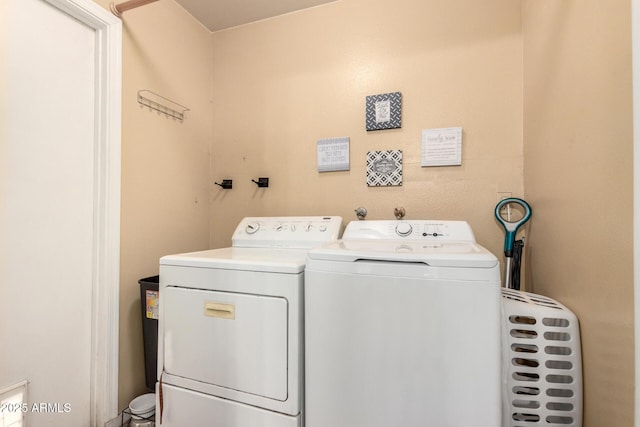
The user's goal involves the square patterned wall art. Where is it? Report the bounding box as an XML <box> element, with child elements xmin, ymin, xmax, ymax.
<box><xmin>365</xmin><ymin>92</ymin><xmax>402</xmax><ymax>131</ymax></box>
<box><xmin>366</xmin><ymin>150</ymin><xmax>403</xmax><ymax>186</ymax></box>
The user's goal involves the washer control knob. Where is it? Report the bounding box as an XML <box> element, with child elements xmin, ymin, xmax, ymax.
<box><xmin>245</xmin><ymin>222</ymin><xmax>260</xmax><ymax>234</ymax></box>
<box><xmin>395</xmin><ymin>222</ymin><xmax>413</xmax><ymax>237</ymax></box>
<box><xmin>319</xmin><ymin>225</ymin><xmax>327</xmax><ymax>232</ymax></box>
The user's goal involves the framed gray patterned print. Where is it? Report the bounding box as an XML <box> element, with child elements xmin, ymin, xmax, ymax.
<box><xmin>366</xmin><ymin>150</ymin><xmax>403</xmax><ymax>186</ymax></box>
<box><xmin>366</xmin><ymin>92</ymin><xmax>402</xmax><ymax>131</ymax></box>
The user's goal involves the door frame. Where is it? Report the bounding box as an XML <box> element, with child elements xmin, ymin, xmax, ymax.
<box><xmin>633</xmin><ymin>0</ymin><xmax>639</xmax><ymax>425</ymax></box>
<box><xmin>43</xmin><ymin>0</ymin><xmax>122</xmax><ymax>424</ymax></box>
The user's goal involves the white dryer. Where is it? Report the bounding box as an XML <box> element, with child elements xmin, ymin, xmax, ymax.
<box><xmin>304</xmin><ymin>220</ymin><xmax>502</xmax><ymax>427</ymax></box>
<box><xmin>157</xmin><ymin>216</ymin><xmax>342</xmax><ymax>427</ymax></box>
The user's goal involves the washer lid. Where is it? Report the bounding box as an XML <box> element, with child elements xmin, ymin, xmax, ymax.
<box><xmin>307</xmin><ymin>239</ymin><xmax>498</xmax><ymax>268</ymax></box>
<box><xmin>160</xmin><ymin>247</ymin><xmax>309</xmax><ymax>273</ymax></box>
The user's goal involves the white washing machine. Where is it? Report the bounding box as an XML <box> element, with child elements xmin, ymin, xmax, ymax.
<box><xmin>157</xmin><ymin>216</ymin><xmax>342</xmax><ymax>427</ymax></box>
<box><xmin>304</xmin><ymin>220</ymin><xmax>502</xmax><ymax>427</ymax></box>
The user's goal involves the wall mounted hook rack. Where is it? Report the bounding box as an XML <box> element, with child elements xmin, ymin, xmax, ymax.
<box><xmin>252</xmin><ymin>178</ymin><xmax>269</xmax><ymax>188</ymax></box>
<box><xmin>137</xmin><ymin>89</ymin><xmax>189</xmax><ymax>121</ymax></box>
<box><xmin>215</xmin><ymin>180</ymin><xmax>233</xmax><ymax>189</ymax></box>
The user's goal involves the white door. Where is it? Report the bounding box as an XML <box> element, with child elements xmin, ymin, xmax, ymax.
<box><xmin>164</xmin><ymin>286</ymin><xmax>289</xmax><ymax>400</ymax></box>
<box><xmin>0</xmin><ymin>0</ymin><xmax>121</xmax><ymax>426</ymax></box>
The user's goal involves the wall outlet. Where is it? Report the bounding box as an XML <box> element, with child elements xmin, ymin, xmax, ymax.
<box><xmin>496</xmin><ymin>192</ymin><xmax>512</xmax><ymax>203</ymax></box>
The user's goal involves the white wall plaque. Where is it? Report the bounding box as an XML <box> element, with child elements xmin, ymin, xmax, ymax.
<box><xmin>317</xmin><ymin>137</ymin><xmax>350</xmax><ymax>172</ymax></box>
<box><xmin>421</xmin><ymin>127</ymin><xmax>463</xmax><ymax>167</ymax></box>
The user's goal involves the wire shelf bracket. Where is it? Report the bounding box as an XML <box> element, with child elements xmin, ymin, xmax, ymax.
<box><xmin>137</xmin><ymin>90</ymin><xmax>189</xmax><ymax>121</ymax></box>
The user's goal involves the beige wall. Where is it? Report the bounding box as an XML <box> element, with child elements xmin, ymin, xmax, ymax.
<box><xmin>93</xmin><ymin>0</ymin><xmax>212</xmax><ymax>410</ymax></box>
<box><xmin>210</xmin><ymin>0</ymin><xmax>524</xmax><ymax>260</ymax></box>
<box><xmin>523</xmin><ymin>0</ymin><xmax>634</xmax><ymax>425</ymax></box>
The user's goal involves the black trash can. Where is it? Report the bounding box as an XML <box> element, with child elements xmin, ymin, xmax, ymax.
<box><xmin>139</xmin><ymin>275</ymin><xmax>159</xmax><ymax>391</ymax></box>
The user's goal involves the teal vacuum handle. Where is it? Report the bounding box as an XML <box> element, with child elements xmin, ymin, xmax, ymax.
<box><xmin>494</xmin><ymin>197</ymin><xmax>532</xmax><ymax>257</ymax></box>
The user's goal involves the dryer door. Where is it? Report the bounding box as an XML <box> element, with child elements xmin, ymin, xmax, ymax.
<box><xmin>163</xmin><ymin>286</ymin><xmax>288</xmax><ymax>401</ymax></box>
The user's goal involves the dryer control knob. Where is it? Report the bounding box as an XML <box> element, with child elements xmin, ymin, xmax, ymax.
<box><xmin>245</xmin><ymin>222</ymin><xmax>260</xmax><ymax>234</ymax></box>
<box><xmin>395</xmin><ymin>222</ymin><xmax>412</xmax><ymax>237</ymax></box>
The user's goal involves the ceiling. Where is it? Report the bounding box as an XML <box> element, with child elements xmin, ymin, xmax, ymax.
<box><xmin>174</xmin><ymin>0</ymin><xmax>339</xmax><ymax>32</ymax></box>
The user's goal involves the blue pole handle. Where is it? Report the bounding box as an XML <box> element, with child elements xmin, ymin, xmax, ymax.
<box><xmin>494</xmin><ymin>198</ymin><xmax>532</xmax><ymax>257</ymax></box>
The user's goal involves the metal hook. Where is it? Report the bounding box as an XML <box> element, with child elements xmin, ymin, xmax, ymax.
<box><xmin>252</xmin><ymin>178</ymin><xmax>269</xmax><ymax>188</ymax></box>
<box><xmin>215</xmin><ymin>180</ymin><xmax>232</xmax><ymax>189</ymax></box>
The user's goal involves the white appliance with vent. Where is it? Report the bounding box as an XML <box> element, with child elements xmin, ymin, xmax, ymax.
<box><xmin>157</xmin><ymin>216</ymin><xmax>342</xmax><ymax>427</ymax></box>
<box><xmin>304</xmin><ymin>220</ymin><xmax>503</xmax><ymax>426</ymax></box>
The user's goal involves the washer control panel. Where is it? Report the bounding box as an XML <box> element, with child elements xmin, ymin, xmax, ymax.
<box><xmin>232</xmin><ymin>216</ymin><xmax>343</xmax><ymax>248</ymax></box>
<box><xmin>343</xmin><ymin>220</ymin><xmax>476</xmax><ymax>242</ymax></box>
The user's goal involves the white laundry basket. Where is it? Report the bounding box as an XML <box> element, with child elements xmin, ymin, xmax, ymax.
<box><xmin>501</xmin><ymin>289</ymin><xmax>583</xmax><ymax>427</ymax></box>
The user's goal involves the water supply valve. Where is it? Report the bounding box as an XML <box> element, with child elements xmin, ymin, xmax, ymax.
<box><xmin>394</xmin><ymin>207</ymin><xmax>406</xmax><ymax>220</ymax></box>
<box><xmin>354</xmin><ymin>207</ymin><xmax>367</xmax><ymax>220</ymax></box>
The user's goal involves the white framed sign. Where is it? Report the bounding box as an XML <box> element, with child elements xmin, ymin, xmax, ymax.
<box><xmin>421</xmin><ymin>127</ymin><xmax>463</xmax><ymax>167</ymax></box>
<box><xmin>317</xmin><ymin>137</ymin><xmax>350</xmax><ymax>172</ymax></box>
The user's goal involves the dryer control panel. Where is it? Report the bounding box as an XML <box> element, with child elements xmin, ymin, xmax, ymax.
<box><xmin>342</xmin><ymin>220</ymin><xmax>476</xmax><ymax>242</ymax></box>
<box><xmin>232</xmin><ymin>216</ymin><xmax>343</xmax><ymax>249</ymax></box>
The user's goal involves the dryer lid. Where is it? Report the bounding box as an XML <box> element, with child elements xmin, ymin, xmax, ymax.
<box><xmin>307</xmin><ymin>239</ymin><xmax>498</xmax><ymax>268</ymax></box>
<box><xmin>161</xmin><ymin>247</ymin><xmax>309</xmax><ymax>273</ymax></box>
